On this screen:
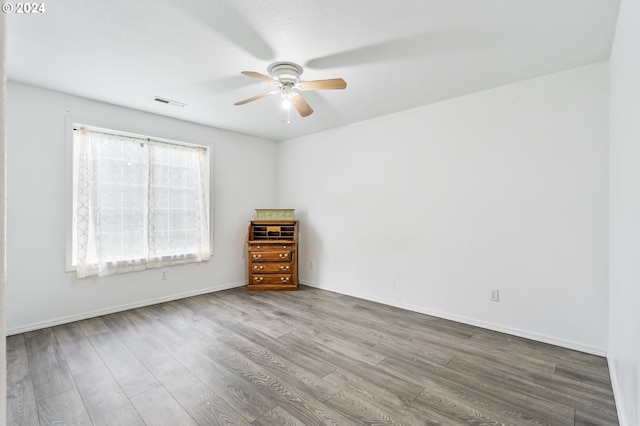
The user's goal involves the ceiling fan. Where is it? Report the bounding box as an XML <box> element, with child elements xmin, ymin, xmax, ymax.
<box><xmin>234</xmin><ymin>61</ymin><xmax>347</xmax><ymax>120</ymax></box>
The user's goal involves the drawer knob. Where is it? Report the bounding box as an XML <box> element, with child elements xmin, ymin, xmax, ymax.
<box><xmin>257</xmin><ymin>245</ymin><xmax>261</xmax><ymax>249</ymax></box>
<box><xmin>283</xmin><ymin>245</ymin><xmax>287</xmax><ymax>248</ymax></box>
<box><xmin>279</xmin><ymin>253</ymin><xmax>288</xmax><ymax>259</ymax></box>
<box><xmin>280</xmin><ymin>266</ymin><xmax>289</xmax><ymax>271</ymax></box>
<box><xmin>254</xmin><ymin>265</ymin><xmax>263</xmax><ymax>270</ymax></box>
<box><xmin>253</xmin><ymin>254</ymin><xmax>262</xmax><ymax>259</ymax></box>
<box><xmin>254</xmin><ymin>276</ymin><xmax>263</xmax><ymax>282</ymax></box>
<box><xmin>281</xmin><ymin>277</ymin><xmax>289</xmax><ymax>282</ymax></box>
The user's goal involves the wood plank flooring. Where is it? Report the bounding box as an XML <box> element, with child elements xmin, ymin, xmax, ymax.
<box><xmin>6</xmin><ymin>286</ymin><xmax>619</xmax><ymax>425</ymax></box>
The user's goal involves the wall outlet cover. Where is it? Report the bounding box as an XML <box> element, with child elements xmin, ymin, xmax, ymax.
<box><xmin>490</xmin><ymin>289</ymin><xmax>500</xmax><ymax>301</ymax></box>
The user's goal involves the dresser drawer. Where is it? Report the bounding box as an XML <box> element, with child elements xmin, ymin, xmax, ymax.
<box><xmin>250</xmin><ymin>251</ymin><xmax>291</xmax><ymax>262</ymax></box>
<box><xmin>250</xmin><ymin>274</ymin><xmax>293</xmax><ymax>285</ymax></box>
<box><xmin>251</xmin><ymin>263</ymin><xmax>292</xmax><ymax>273</ymax></box>
<box><xmin>250</xmin><ymin>243</ymin><xmax>293</xmax><ymax>252</ymax></box>
<box><xmin>249</xmin><ymin>243</ymin><xmax>295</xmax><ymax>252</ymax></box>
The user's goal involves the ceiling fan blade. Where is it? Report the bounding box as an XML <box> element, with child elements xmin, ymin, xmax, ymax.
<box><xmin>298</xmin><ymin>78</ymin><xmax>347</xmax><ymax>91</ymax></box>
<box><xmin>291</xmin><ymin>93</ymin><xmax>314</xmax><ymax>117</ymax></box>
<box><xmin>234</xmin><ymin>90</ymin><xmax>278</xmax><ymax>105</ymax></box>
<box><xmin>241</xmin><ymin>71</ymin><xmax>280</xmax><ymax>85</ymax></box>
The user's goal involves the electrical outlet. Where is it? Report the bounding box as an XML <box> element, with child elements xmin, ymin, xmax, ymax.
<box><xmin>161</xmin><ymin>270</ymin><xmax>168</xmax><ymax>280</ymax></box>
<box><xmin>310</xmin><ymin>260</ymin><xmax>315</xmax><ymax>269</ymax></box>
<box><xmin>490</xmin><ymin>289</ymin><xmax>500</xmax><ymax>302</ymax></box>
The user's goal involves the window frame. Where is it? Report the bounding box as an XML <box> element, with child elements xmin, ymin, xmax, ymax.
<box><xmin>64</xmin><ymin>117</ymin><xmax>212</xmax><ymax>273</ymax></box>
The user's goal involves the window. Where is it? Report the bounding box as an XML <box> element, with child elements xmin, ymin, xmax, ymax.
<box><xmin>71</xmin><ymin>126</ymin><xmax>211</xmax><ymax>278</ymax></box>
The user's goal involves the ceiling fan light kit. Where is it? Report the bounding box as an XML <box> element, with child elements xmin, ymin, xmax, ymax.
<box><xmin>235</xmin><ymin>61</ymin><xmax>346</xmax><ymax>123</ymax></box>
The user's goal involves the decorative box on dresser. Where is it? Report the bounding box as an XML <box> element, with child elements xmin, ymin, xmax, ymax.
<box><xmin>247</xmin><ymin>220</ymin><xmax>298</xmax><ymax>291</ymax></box>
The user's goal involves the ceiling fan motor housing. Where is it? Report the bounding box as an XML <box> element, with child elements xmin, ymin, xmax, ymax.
<box><xmin>268</xmin><ymin>62</ymin><xmax>303</xmax><ymax>85</ymax></box>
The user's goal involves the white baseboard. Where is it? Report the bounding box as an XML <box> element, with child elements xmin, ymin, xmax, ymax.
<box><xmin>608</xmin><ymin>360</ymin><xmax>630</xmax><ymax>426</ymax></box>
<box><xmin>6</xmin><ymin>281</ymin><xmax>247</xmax><ymax>335</ymax></box>
<box><xmin>10</xmin><ymin>278</ymin><xmax>607</xmax><ymax>358</ymax></box>
<box><xmin>300</xmin><ymin>280</ymin><xmax>607</xmax><ymax>357</ymax></box>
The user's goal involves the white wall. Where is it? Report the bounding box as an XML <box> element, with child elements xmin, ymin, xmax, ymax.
<box><xmin>5</xmin><ymin>82</ymin><xmax>277</xmax><ymax>333</ymax></box>
<box><xmin>1</xmin><ymin>11</ymin><xmax>7</xmax><ymax>422</ymax></box>
<box><xmin>609</xmin><ymin>0</ymin><xmax>640</xmax><ymax>424</ymax></box>
<box><xmin>278</xmin><ymin>62</ymin><xmax>610</xmax><ymax>354</ymax></box>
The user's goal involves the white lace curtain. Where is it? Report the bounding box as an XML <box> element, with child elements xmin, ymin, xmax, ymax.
<box><xmin>75</xmin><ymin>128</ymin><xmax>210</xmax><ymax>278</ymax></box>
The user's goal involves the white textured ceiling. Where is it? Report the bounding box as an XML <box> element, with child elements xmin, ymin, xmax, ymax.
<box><xmin>6</xmin><ymin>0</ymin><xmax>620</xmax><ymax>141</ymax></box>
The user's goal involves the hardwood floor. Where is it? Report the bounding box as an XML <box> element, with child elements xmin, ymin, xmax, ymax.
<box><xmin>6</xmin><ymin>286</ymin><xmax>618</xmax><ymax>425</ymax></box>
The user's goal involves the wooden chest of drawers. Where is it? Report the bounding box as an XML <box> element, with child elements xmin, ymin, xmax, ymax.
<box><xmin>247</xmin><ymin>220</ymin><xmax>298</xmax><ymax>291</ymax></box>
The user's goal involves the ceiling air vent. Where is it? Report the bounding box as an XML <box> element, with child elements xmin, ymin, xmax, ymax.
<box><xmin>153</xmin><ymin>96</ymin><xmax>186</xmax><ymax>107</ymax></box>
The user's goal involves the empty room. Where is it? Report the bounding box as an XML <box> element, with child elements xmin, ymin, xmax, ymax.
<box><xmin>1</xmin><ymin>0</ymin><xmax>639</xmax><ymax>425</ymax></box>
